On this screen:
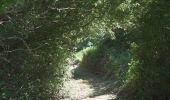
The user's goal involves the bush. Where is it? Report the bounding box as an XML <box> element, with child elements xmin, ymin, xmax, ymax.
<box><xmin>79</xmin><ymin>47</ymin><xmax>104</xmax><ymax>74</ymax></box>
<box><xmin>116</xmin><ymin>1</ymin><xmax>170</xmax><ymax>100</ymax></box>
<box><xmin>0</xmin><ymin>39</ymin><xmax>69</xmax><ymax>100</ymax></box>
<box><xmin>0</xmin><ymin>0</ymin><xmax>98</xmax><ymax>99</ymax></box>
<box><xmin>79</xmin><ymin>37</ymin><xmax>131</xmax><ymax>85</ymax></box>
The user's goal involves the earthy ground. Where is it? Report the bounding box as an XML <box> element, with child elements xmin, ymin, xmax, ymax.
<box><xmin>59</xmin><ymin>66</ymin><xmax>118</xmax><ymax>100</ymax></box>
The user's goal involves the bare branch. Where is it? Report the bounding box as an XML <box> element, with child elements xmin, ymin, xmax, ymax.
<box><xmin>1</xmin><ymin>37</ymin><xmax>32</xmax><ymax>54</ymax></box>
<box><xmin>0</xmin><ymin>43</ymin><xmax>48</xmax><ymax>54</ymax></box>
<box><xmin>49</xmin><ymin>7</ymin><xmax>76</xmax><ymax>11</ymax></box>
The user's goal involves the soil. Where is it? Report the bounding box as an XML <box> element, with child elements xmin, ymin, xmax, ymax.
<box><xmin>59</xmin><ymin>66</ymin><xmax>118</xmax><ymax>100</ymax></box>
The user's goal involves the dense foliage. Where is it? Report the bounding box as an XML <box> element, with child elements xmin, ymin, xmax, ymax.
<box><xmin>0</xmin><ymin>0</ymin><xmax>100</xmax><ymax>99</ymax></box>
<box><xmin>0</xmin><ymin>0</ymin><xmax>170</xmax><ymax>100</ymax></box>
<box><xmin>79</xmin><ymin>28</ymin><xmax>131</xmax><ymax>83</ymax></box>
<box><xmin>78</xmin><ymin>0</ymin><xmax>170</xmax><ymax>100</ymax></box>
<box><xmin>117</xmin><ymin>1</ymin><xmax>170</xmax><ymax>100</ymax></box>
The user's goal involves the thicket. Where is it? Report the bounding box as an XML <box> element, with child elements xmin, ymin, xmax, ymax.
<box><xmin>0</xmin><ymin>0</ymin><xmax>170</xmax><ymax>100</ymax></box>
<box><xmin>79</xmin><ymin>0</ymin><xmax>170</xmax><ymax>100</ymax></box>
<box><xmin>117</xmin><ymin>1</ymin><xmax>170</xmax><ymax>100</ymax></box>
<box><xmin>79</xmin><ymin>28</ymin><xmax>131</xmax><ymax>86</ymax></box>
<box><xmin>0</xmin><ymin>0</ymin><xmax>100</xmax><ymax>99</ymax></box>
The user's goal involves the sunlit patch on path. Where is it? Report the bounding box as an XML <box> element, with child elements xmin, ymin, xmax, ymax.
<box><xmin>59</xmin><ymin>66</ymin><xmax>117</xmax><ymax>100</ymax></box>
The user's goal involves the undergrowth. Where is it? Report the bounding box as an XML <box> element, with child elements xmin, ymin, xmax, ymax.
<box><xmin>79</xmin><ymin>37</ymin><xmax>131</xmax><ymax>86</ymax></box>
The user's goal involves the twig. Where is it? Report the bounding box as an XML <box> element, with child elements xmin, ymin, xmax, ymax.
<box><xmin>1</xmin><ymin>37</ymin><xmax>32</xmax><ymax>54</ymax></box>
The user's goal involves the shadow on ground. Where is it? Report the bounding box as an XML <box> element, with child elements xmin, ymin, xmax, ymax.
<box><xmin>73</xmin><ymin>66</ymin><xmax>119</xmax><ymax>99</ymax></box>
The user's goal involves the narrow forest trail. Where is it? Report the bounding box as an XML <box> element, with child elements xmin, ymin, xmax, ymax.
<box><xmin>59</xmin><ymin>66</ymin><xmax>118</xmax><ymax>100</ymax></box>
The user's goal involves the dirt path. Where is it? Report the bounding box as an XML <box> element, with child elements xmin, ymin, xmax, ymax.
<box><xmin>59</xmin><ymin>67</ymin><xmax>117</xmax><ymax>100</ymax></box>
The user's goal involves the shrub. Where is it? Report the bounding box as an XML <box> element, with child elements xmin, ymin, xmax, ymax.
<box><xmin>79</xmin><ymin>37</ymin><xmax>131</xmax><ymax>85</ymax></box>
<box><xmin>117</xmin><ymin>1</ymin><xmax>170</xmax><ymax>100</ymax></box>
